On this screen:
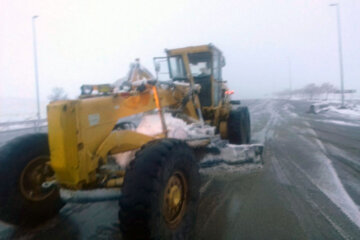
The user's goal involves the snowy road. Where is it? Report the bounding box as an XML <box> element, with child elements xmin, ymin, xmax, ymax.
<box><xmin>195</xmin><ymin>99</ymin><xmax>360</xmax><ymax>239</ymax></box>
<box><xmin>0</xmin><ymin>99</ymin><xmax>360</xmax><ymax>239</ymax></box>
<box><xmin>0</xmin><ymin>126</ymin><xmax>47</xmax><ymax>147</ymax></box>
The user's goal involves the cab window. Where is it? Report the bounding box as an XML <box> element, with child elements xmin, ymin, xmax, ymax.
<box><xmin>188</xmin><ymin>52</ymin><xmax>212</xmax><ymax>77</ymax></box>
<box><xmin>168</xmin><ymin>56</ymin><xmax>186</xmax><ymax>79</ymax></box>
<box><xmin>212</xmin><ymin>50</ymin><xmax>221</xmax><ymax>81</ymax></box>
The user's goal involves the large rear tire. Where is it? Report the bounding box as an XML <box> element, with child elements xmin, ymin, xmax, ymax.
<box><xmin>0</xmin><ymin>133</ymin><xmax>64</xmax><ymax>226</ymax></box>
<box><xmin>119</xmin><ymin>139</ymin><xmax>200</xmax><ymax>240</ymax></box>
<box><xmin>228</xmin><ymin>106</ymin><xmax>251</xmax><ymax>144</ymax></box>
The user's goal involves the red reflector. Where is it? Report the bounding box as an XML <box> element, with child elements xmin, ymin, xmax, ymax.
<box><xmin>225</xmin><ymin>90</ymin><xmax>234</xmax><ymax>95</ymax></box>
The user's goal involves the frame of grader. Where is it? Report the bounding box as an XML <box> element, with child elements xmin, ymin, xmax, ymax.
<box><xmin>0</xmin><ymin>44</ymin><xmax>262</xmax><ymax>239</ymax></box>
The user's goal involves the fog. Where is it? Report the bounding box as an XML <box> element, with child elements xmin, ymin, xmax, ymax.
<box><xmin>1</xmin><ymin>0</ymin><xmax>359</xmax><ymax>105</ymax></box>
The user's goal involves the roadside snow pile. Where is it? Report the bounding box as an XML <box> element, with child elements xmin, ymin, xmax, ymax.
<box><xmin>0</xmin><ymin>97</ymin><xmax>47</xmax><ymax>122</ymax></box>
<box><xmin>327</xmin><ymin>105</ymin><xmax>360</xmax><ymax>119</ymax></box>
<box><xmin>313</xmin><ymin>119</ymin><xmax>360</xmax><ymax>127</ymax></box>
<box><xmin>308</xmin><ymin>102</ymin><xmax>330</xmax><ymax>114</ymax></box>
<box><xmin>299</xmin><ymin>121</ymin><xmax>360</xmax><ymax>228</ymax></box>
<box><xmin>308</xmin><ymin>101</ymin><xmax>360</xmax><ymax>118</ymax></box>
<box><xmin>0</xmin><ymin>119</ymin><xmax>47</xmax><ymax>132</ymax></box>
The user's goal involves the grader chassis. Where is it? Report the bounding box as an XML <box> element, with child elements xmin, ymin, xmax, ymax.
<box><xmin>0</xmin><ymin>44</ymin><xmax>262</xmax><ymax>239</ymax></box>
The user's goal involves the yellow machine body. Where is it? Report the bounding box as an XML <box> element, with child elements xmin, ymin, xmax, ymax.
<box><xmin>47</xmin><ymin>44</ymin><xmax>231</xmax><ymax>189</ymax></box>
<box><xmin>47</xmin><ymin>87</ymin><xmax>196</xmax><ymax>189</ymax></box>
<box><xmin>166</xmin><ymin>44</ymin><xmax>231</xmax><ymax>128</ymax></box>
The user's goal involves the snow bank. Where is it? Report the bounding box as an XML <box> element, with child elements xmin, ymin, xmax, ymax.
<box><xmin>299</xmin><ymin>121</ymin><xmax>360</xmax><ymax>228</ymax></box>
<box><xmin>0</xmin><ymin>97</ymin><xmax>47</xmax><ymax>122</ymax></box>
<box><xmin>308</xmin><ymin>100</ymin><xmax>360</xmax><ymax>119</ymax></box>
<box><xmin>0</xmin><ymin>119</ymin><xmax>47</xmax><ymax>132</ymax></box>
<box><xmin>327</xmin><ymin>105</ymin><xmax>360</xmax><ymax>119</ymax></box>
<box><xmin>313</xmin><ymin>119</ymin><xmax>360</xmax><ymax>127</ymax></box>
<box><xmin>308</xmin><ymin>103</ymin><xmax>330</xmax><ymax>114</ymax></box>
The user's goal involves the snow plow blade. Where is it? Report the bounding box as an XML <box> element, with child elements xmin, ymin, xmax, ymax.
<box><xmin>198</xmin><ymin>142</ymin><xmax>264</xmax><ymax>168</ymax></box>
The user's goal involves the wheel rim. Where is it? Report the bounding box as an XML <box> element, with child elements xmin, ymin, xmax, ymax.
<box><xmin>163</xmin><ymin>171</ymin><xmax>188</xmax><ymax>228</ymax></box>
<box><xmin>20</xmin><ymin>156</ymin><xmax>55</xmax><ymax>201</ymax></box>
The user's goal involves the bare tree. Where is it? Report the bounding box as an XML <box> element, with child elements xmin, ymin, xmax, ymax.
<box><xmin>48</xmin><ymin>87</ymin><xmax>68</xmax><ymax>102</ymax></box>
<box><xmin>302</xmin><ymin>84</ymin><xmax>326</xmax><ymax>100</ymax></box>
<box><xmin>276</xmin><ymin>82</ymin><xmax>339</xmax><ymax>100</ymax></box>
<box><xmin>319</xmin><ymin>83</ymin><xmax>337</xmax><ymax>100</ymax></box>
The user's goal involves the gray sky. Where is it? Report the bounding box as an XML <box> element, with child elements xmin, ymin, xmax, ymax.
<box><xmin>1</xmin><ymin>0</ymin><xmax>359</xmax><ymax>102</ymax></box>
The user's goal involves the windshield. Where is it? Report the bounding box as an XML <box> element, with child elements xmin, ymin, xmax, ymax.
<box><xmin>188</xmin><ymin>52</ymin><xmax>212</xmax><ymax>77</ymax></box>
<box><xmin>169</xmin><ymin>56</ymin><xmax>186</xmax><ymax>79</ymax></box>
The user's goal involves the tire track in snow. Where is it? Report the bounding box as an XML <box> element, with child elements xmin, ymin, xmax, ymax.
<box><xmin>291</xmin><ymin>117</ymin><xmax>360</xmax><ymax>229</ymax></box>
<box><xmin>268</xmin><ymin>100</ymin><xmax>360</xmax><ymax>231</ymax></box>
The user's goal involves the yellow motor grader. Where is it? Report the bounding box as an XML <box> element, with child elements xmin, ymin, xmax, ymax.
<box><xmin>0</xmin><ymin>44</ymin><xmax>261</xmax><ymax>239</ymax></box>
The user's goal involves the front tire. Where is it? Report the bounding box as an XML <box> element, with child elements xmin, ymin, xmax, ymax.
<box><xmin>0</xmin><ymin>133</ymin><xmax>64</xmax><ymax>226</ymax></box>
<box><xmin>119</xmin><ymin>139</ymin><xmax>200</xmax><ymax>239</ymax></box>
<box><xmin>228</xmin><ymin>106</ymin><xmax>251</xmax><ymax>144</ymax></box>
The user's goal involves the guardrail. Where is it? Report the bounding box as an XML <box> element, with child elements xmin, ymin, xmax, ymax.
<box><xmin>0</xmin><ymin>119</ymin><xmax>47</xmax><ymax>133</ymax></box>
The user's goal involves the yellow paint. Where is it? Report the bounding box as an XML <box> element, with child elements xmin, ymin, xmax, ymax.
<box><xmin>47</xmin><ymin>88</ymin><xmax>189</xmax><ymax>188</ymax></box>
<box><xmin>47</xmin><ymin>44</ymin><xmax>231</xmax><ymax>189</ymax></box>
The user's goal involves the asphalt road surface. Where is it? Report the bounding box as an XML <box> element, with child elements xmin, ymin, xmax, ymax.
<box><xmin>0</xmin><ymin>99</ymin><xmax>359</xmax><ymax>240</ymax></box>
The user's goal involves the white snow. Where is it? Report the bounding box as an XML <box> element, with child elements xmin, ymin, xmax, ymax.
<box><xmin>0</xmin><ymin>97</ymin><xmax>47</xmax><ymax>122</ymax></box>
<box><xmin>298</xmin><ymin>121</ymin><xmax>360</xmax><ymax>228</ymax></box>
<box><xmin>0</xmin><ymin>121</ymin><xmax>47</xmax><ymax>132</ymax></box>
<box><xmin>136</xmin><ymin>113</ymin><xmax>190</xmax><ymax>139</ymax></box>
<box><xmin>252</xmin><ymin>99</ymin><xmax>360</xmax><ymax>228</ymax></box>
<box><xmin>327</xmin><ymin>105</ymin><xmax>360</xmax><ymax>119</ymax></box>
<box><xmin>252</xmin><ymin>100</ymin><xmax>283</xmax><ymax>142</ymax></box>
<box><xmin>313</xmin><ymin>119</ymin><xmax>360</xmax><ymax>127</ymax></box>
<box><xmin>114</xmin><ymin>113</ymin><xmax>190</xmax><ymax>167</ymax></box>
<box><xmin>173</xmin><ymin>81</ymin><xmax>190</xmax><ymax>87</ymax></box>
<box><xmin>200</xmin><ymin>163</ymin><xmax>262</xmax><ymax>175</ymax></box>
<box><xmin>113</xmin><ymin>151</ymin><xmax>136</xmax><ymax>168</ymax></box>
<box><xmin>283</xmin><ymin>103</ymin><xmax>298</xmax><ymax>118</ymax></box>
<box><xmin>114</xmin><ymin>113</ymin><xmax>215</xmax><ymax>166</ymax></box>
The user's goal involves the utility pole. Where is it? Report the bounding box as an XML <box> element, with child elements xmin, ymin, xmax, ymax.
<box><xmin>32</xmin><ymin>15</ymin><xmax>41</xmax><ymax>129</ymax></box>
<box><xmin>288</xmin><ymin>57</ymin><xmax>292</xmax><ymax>99</ymax></box>
<box><xmin>329</xmin><ymin>3</ymin><xmax>345</xmax><ymax>108</ymax></box>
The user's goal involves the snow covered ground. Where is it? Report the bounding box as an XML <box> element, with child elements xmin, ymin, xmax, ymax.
<box><xmin>327</xmin><ymin>105</ymin><xmax>360</xmax><ymax>119</ymax></box>
<box><xmin>0</xmin><ymin>97</ymin><xmax>47</xmax><ymax>122</ymax></box>
<box><xmin>250</xmin><ymin>99</ymin><xmax>360</xmax><ymax>229</ymax></box>
<box><xmin>1</xmin><ymin>98</ymin><xmax>360</xmax><ymax>239</ymax></box>
<box><xmin>313</xmin><ymin>119</ymin><xmax>360</xmax><ymax>127</ymax></box>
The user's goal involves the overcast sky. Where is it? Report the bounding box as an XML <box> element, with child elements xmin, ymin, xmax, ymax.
<box><xmin>0</xmin><ymin>0</ymin><xmax>359</xmax><ymax>103</ymax></box>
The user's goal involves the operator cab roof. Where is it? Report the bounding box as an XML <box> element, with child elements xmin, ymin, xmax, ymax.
<box><xmin>165</xmin><ymin>44</ymin><xmax>223</xmax><ymax>56</ymax></box>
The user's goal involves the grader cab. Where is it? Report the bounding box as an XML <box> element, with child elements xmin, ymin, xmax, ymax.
<box><xmin>0</xmin><ymin>44</ymin><xmax>260</xmax><ymax>239</ymax></box>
